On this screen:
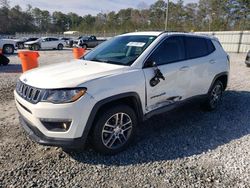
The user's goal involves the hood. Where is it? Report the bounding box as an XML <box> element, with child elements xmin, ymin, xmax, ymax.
<box><xmin>25</xmin><ymin>40</ymin><xmax>39</xmax><ymax>45</ymax></box>
<box><xmin>19</xmin><ymin>60</ymin><xmax>128</xmax><ymax>89</ymax></box>
<box><xmin>0</xmin><ymin>39</ymin><xmax>16</xmax><ymax>44</ymax></box>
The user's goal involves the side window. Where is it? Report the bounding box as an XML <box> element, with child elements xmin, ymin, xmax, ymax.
<box><xmin>185</xmin><ymin>37</ymin><xmax>208</xmax><ymax>59</ymax></box>
<box><xmin>206</xmin><ymin>39</ymin><xmax>215</xmax><ymax>54</ymax></box>
<box><xmin>50</xmin><ymin>38</ymin><xmax>58</xmax><ymax>41</ymax></box>
<box><xmin>148</xmin><ymin>36</ymin><xmax>185</xmax><ymax>66</ymax></box>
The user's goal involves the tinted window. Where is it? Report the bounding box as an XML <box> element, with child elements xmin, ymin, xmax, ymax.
<box><xmin>206</xmin><ymin>39</ymin><xmax>215</xmax><ymax>53</ymax></box>
<box><xmin>185</xmin><ymin>37</ymin><xmax>208</xmax><ymax>59</ymax></box>
<box><xmin>50</xmin><ymin>38</ymin><xmax>58</xmax><ymax>41</ymax></box>
<box><xmin>148</xmin><ymin>36</ymin><xmax>185</xmax><ymax>66</ymax></box>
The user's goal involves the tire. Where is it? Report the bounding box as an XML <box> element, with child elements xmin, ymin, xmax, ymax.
<box><xmin>18</xmin><ymin>43</ymin><xmax>24</xmax><ymax>49</ymax></box>
<box><xmin>202</xmin><ymin>80</ymin><xmax>224</xmax><ymax>111</ymax></box>
<box><xmin>0</xmin><ymin>54</ymin><xmax>10</xmax><ymax>66</ymax></box>
<box><xmin>57</xmin><ymin>44</ymin><xmax>63</xmax><ymax>50</ymax></box>
<box><xmin>3</xmin><ymin>44</ymin><xmax>14</xmax><ymax>55</ymax></box>
<box><xmin>246</xmin><ymin>64</ymin><xmax>250</xmax><ymax>67</ymax></box>
<box><xmin>91</xmin><ymin>105</ymin><xmax>137</xmax><ymax>155</ymax></box>
<box><xmin>82</xmin><ymin>44</ymin><xmax>87</xmax><ymax>49</ymax></box>
<box><xmin>33</xmin><ymin>44</ymin><xmax>40</xmax><ymax>51</ymax></box>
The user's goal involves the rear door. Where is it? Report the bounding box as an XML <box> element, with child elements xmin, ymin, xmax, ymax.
<box><xmin>88</xmin><ymin>36</ymin><xmax>97</xmax><ymax>48</ymax></box>
<box><xmin>183</xmin><ymin>36</ymin><xmax>215</xmax><ymax>96</ymax></box>
<box><xmin>143</xmin><ymin>36</ymin><xmax>193</xmax><ymax>112</ymax></box>
<box><xmin>49</xmin><ymin>38</ymin><xmax>59</xmax><ymax>48</ymax></box>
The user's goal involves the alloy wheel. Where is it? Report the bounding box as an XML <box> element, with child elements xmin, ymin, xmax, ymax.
<box><xmin>210</xmin><ymin>84</ymin><xmax>222</xmax><ymax>108</ymax></box>
<box><xmin>101</xmin><ymin>112</ymin><xmax>133</xmax><ymax>150</ymax></box>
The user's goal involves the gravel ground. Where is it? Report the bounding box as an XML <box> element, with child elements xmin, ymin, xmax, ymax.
<box><xmin>0</xmin><ymin>51</ymin><xmax>250</xmax><ymax>188</ymax></box>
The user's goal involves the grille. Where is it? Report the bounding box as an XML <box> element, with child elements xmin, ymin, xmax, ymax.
<box><xmin>16</xmin><ymin>80</ymin><xmax>43</xmax><ymax>104</ymax></box>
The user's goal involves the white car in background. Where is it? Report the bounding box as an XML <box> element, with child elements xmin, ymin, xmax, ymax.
<box><xmin>0</xmin><ymin>38</ymin><xmax>16</xmax><ymax>54</ymax></box>
<box><xmin>24</xmin><ymin>37</ymin><xmax>65</xmax><ymax>51</ymax></box>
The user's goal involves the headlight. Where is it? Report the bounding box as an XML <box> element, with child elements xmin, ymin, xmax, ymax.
<box><xmin>42</xmin><ymin>88</ymin><xmax>87</xmax><ymax>104</ymax></box>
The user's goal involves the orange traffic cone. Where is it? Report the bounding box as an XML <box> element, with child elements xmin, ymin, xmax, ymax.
<box><xmin>73</xmin><ymin>48</ymin><xmax>85</xmax><ymax>59</ymax></box>
<box><xmin>18</xmin><ymin>51</ymin><xmax>39</xmax><ymax>72</ymax></box>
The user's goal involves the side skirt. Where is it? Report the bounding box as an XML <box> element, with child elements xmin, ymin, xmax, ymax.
<box><xmin>144</xmin><ymin>94</ymin><xmax>207</xmax><ymax>120</ymax></box>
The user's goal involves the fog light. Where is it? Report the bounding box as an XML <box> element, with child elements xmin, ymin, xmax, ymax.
<box><xmin>40</xmin><ymin>118</ymin><xmax>72</xmax><ymax>132</ymax></box>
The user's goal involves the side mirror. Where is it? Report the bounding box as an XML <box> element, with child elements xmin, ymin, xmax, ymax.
<box><xmin>144</xmin><ymin>60</ymin><xmax>157</xmax><ymax>68</ymax></box>
<box><xmin>148</xmin><ymin>61</ymin><xmax>165</xmax><ymax>87</ymax></box>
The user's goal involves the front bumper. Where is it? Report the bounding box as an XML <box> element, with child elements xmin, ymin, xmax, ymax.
<box><xmin>19</xmin><ymin>113</ymin><xmax>86</xmax><ymax>148</ymax></box>
<box><xmin>14</xmin><ymin>90</ymin><xmax>95</xmax><ymax>147</ymax></box>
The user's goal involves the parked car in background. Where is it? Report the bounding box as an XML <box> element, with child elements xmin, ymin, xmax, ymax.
<box><xmin>0</xmin><ymin>38</ymin><xmax>16</xmax><ymax>54</ymax></box>
<box><xmin>60</xmin><ymin>37</ymin><xmax>73</xmax><ymax>48</ymax></box>
<box><xmin>245</xmin><ymin>50</ymin><xmax>250</xmax><ymax>67</ymax></box>
<box><xmin>15</xmin><ymin>32</ymin><xmax>230</xmax><ymax>154</ymax></box>
<box><xmin>74</xmin><ymin>35</ymin><xmax>106</xmax><ymax>49</ymax></box>
<box><xmin>15</xmin><ymin>37</ymin><xmax>39</xmax><ymax>49</ymax></box>
<box><xmin>24</xmin><ymin>37</ymin><xmax>65</xmax><ymax>51</ymax></box>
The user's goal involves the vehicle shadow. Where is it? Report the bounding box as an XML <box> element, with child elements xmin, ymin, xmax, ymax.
<box><xmin>67</xmin><ymin>90</ymin><xmax>250</xmax><ymax>166</ymax></box>
<box><xmin>0</xmin><ymin>64</ymin><xmax>22</xmax><ymax>73</ymax></box>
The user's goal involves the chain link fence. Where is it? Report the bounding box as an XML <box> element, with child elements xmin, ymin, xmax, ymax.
<box><xmin>195</xmin><ymin>31</ymin><xmax>250</xmax><ymax>53</ymax></box>
<box><xmin>9</xmin><ymin>30</ymin><xmax>250</xmax><ymax>53</ymax></box>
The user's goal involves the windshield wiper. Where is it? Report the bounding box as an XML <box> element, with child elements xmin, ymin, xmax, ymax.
<box><xmin>87</xmin><ymin>58</ymin><xmax>125</xmax><ymax>65</ymax></box>
<box><xmin>89</xmin><ymin>58</ymin><xmax>105</xmax><ymax>62</ymax></box>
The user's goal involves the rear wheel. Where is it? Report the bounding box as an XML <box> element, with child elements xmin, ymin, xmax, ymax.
<box><xmin>3</xmin><ymin>44</ymin><xmax>14</xmax><ymax>54</ymax></box>
<box><xmin>91</xmin><ymin>105</ymin><xmax>137</xmax><ymax>155</ymax></box>
<box><xmin>202</xmin><ymin>80</ymin><xmax>224</xmax><ymax>111</ymax></box>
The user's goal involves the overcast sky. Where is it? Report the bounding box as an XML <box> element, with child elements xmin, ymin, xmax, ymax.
<box><xmin>10</xmin><ymin>0</ymin><xmax>197</xmax><ymax>16</ymax></box>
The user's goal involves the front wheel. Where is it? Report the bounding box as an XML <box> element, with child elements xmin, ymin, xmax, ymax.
<box><xmin>18</xmin><ymin>43</ymin><xmax>24</xmax><ymax>49</ymax></box>
<box><xmin>57</xmin><ymin>44</ymin><xmax>63</xmax><ymax>50</ymax></box>
<box><xmin>202</xmin><ymin>80</ymin><xmax>224</xmax><ymax>111</ymax></box>
<box><xmin>91</xmin><ymin>105</ymin><xmax>137</xmax><ymax>155</ymax></box>
<box><xmin>32</xmin><ymin>44</ymin><xmax>40</xmax><ymax>51</ymax></box>
<box><xmin>82</xmin><ymin>44</ymin><xmax>87</xmax><ymax>49</ymax></box>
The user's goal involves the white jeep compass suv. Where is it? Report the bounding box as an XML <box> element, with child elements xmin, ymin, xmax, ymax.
<box><xmin>14</xmin><ymin>32</ymin><xmax>230</xmax><ymax>154</ymax></box>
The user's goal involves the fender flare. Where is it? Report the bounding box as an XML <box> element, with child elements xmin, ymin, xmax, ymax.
<box><xmin>80</xmin><ymin>92</ymin><xmax>144</xmax><ymax>140</ymax></box>
<box><xmin>208</xmin><ymin>72</ymin><xmax>229</xmax><ymax>93</ymax></box>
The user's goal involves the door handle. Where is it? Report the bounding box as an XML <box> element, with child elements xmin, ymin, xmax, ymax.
<box><xmin>209</xmin><ymin>59</ymin><xmax>216</xmax><ymax>64</ymax></box>
<box><xmin>179</xmin><ymin>66</ymin><xmax>189</xmax><ymax>71</ymax></box>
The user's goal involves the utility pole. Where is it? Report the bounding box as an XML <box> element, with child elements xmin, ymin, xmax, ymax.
<box><xmin>165</xmin><ymin>0</ymin><xmax>169</xmax><ymax>31</ymax></box>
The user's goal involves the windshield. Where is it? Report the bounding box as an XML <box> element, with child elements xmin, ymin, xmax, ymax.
<box><xmin>83</xmin><ymin>35</ymin><xmax>157</xmax><ymax>66</ymax></box>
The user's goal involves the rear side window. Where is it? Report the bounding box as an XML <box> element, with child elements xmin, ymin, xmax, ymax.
<box><xmin>206</xmin><ymin>39</ymin><xmax>216</xmax><ymax>54</ymax></box>
<box><xmin>185</xmin><ymin>37</ymin><xmax>208</xmax><ymax>59</ymax></box>
<box><xmin>148</xmin><ymin>36</ymin><xmax>185</xmax><ymax>65</ymax></box>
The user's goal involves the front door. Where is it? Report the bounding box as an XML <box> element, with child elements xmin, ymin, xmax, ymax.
<box><xmin>41</xmin><ymin>38</ymin><xmax>50</xmax><ymax>49</ymax></box>
<box><xmin>143</xmin><ymin>36</ymin><xmax>192</xmax><ymax>112</ymax></box>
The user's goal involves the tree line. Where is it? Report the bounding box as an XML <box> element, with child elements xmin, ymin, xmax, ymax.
<box><xmin>0</xmin><ymin>0</ymin><xmax>249</xmax><ymax>35</ymax></box>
